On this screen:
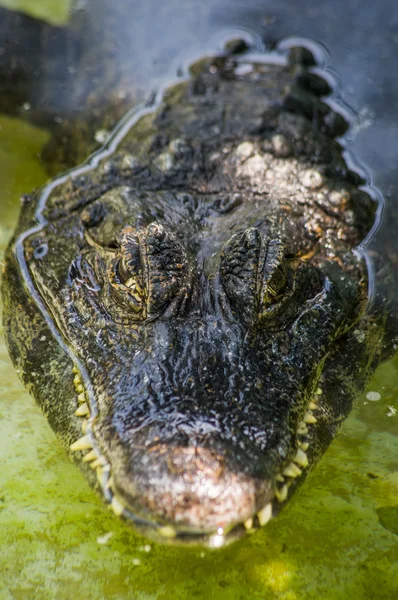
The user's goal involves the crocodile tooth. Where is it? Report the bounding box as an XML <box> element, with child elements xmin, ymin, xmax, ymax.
<box><xmin>257</xmin><ymin>503</ymin><xmax>272</xmax><ymax>526</ymax></box>
<box><xmin>82</xmin><ymin>449</ymin><xmax>98</xmax><ymax>463</ymax></box>
<box><xmin>293</xmin><ymin>448</ymin><xmax>309</xmax><ymax>468</ymax></box>
<box><xmin>72</xmin><ymin>366</ymin><xmax>79</xmax><ymax>374</ymax></box>
<box><xmin>303</xmin><ymin>411</ymin><xmax>317</xmax><ymax>424</ymax></box>
<box><xmin>158</xmin><ymin>526</ymin><xmax>177</xmax><ymax>539</ymax></box>
<box><xmin>275</xmin><ymin>484</ymin><xmax>288</xmax><ymax>503</ymax></box>
<box><xmin>244</xmin><ymin>517</ymin><xmax>253</xmax><ymax>530</ymax></box>
<box><xmin>73</xmin><ymin>374</ymin><xmax>81</xmax><ymax>387</ymax></box>
<box><xmin>283</xmin><ymin>462</ymin><xmax>302</xmax><ymax>478</ymax></box>
<box><xmin>97</xmin><ymin>466</ymin><xmax>109</xmax><ymax>485</ymax></box>
<box><xmin>111</xmin><ymin>496</ymin><xmax>125</xmax><ymax>517</ymax></box>
<box><xmin>315</xmin><ymin>387</ymin><xmax>323</xmax><ymax>395</ymax></box>
<box><xmin>75</xmin><ymin>402</ymin><xmax>90</xmax><ymax>417</ymax></box>
<box><xmin>309</xmin><ymin>401</ymin><xmax>318</xmax><ymax>410</ymax></box>
<box><xmin>76</xmin><ymin>384</ymin><xmax>84</xmax><ymax>394</ymax></box>
<box><xmin>275</xmin><ymin>474</ymin><xmax>285</xmax><ymax>482</ymax></box>
<box><xmin>91</xmin><ymin>457</ymin><xmax>106</xmax><ymax>469</ymax></box>
<box><xmin>106</xmin><ymin>476</ymin><xmax>114</xmax><ymax>490</ymax></box>
<box><xmin>297</xmin><ymin>421</ymin><xmax>308</xmax><ymax>435</ymax></box>
<box><xmin>82</xmin><ymin>420</ymin><xmax>89</xmax><ymax>434</ymax></box>
<box><xmin>300</xmin><ymin>441</ymin><xmax>309</xmax><ymax>451</ymax></box>
<box><xmin>70</xmin><ymin>435</ymin><xmax>92</xmax><ymax>452</ymax></box>
<box><xmin>77</xmin><ymin>392</ymin><xmax>86</xmax><ymax>403</ymax></box>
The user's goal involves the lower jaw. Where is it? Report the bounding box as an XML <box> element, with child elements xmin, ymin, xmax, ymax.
<box><xmin>70</xmin><ymin>368</ymin><xmax>321</xmax><ymax>545</ymax></box>
<box><xmin>107</xmin><ymin>479</ymin><xmax>282</xmax><ymax>547</ymax></box>
<box><xmin>111</xmin><ymin>499</ymin><xmax>273</xmax><ymax>547</ymax></box>
<box><xmin>72</xmin><ymin>432</ymin><xmax>315</xmax><ymax>546</ymax></box>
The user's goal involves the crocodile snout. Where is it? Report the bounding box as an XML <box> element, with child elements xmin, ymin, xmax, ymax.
<box><xmin>109</xmin><ymin>439</ymin><xmax>274</xmax><ymax>535</ymax></box>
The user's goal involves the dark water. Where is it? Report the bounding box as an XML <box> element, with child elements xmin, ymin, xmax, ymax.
<box><xmin>0</xmin><ymin>1</ymin><xmax>398</xmax><ymax>598</ymax></box>
<box><xmin>9</xmin><ymin>0</ymin><xmax>398</xmax><ymax>189</ymax></box>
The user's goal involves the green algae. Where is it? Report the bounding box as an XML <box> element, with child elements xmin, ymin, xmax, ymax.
<box><xmin>0</xmin><ymin>0</ymin><xmax>71</xmax><ymax>25</ymax></box>
<box><xmin>0</xmin><ymin>110</ymin><xmax>398</xmax><ymax>600</ymax></box>
<box><xmin>0</xmin><ymin>116</ymin><xmax>50</xmax><ymax>229</ymax></box>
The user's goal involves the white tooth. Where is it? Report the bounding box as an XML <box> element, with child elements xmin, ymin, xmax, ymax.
<box><xmin>275</xmin><ymin>474</ymin><xmax>284</xmax><ymax>482</ymax></box>
<box><xmin>297</xmin><ymin>422</ymin><xmax>308</xmax><ymax>435</ymax></box>
<box><xmin>275</xmin><ymin>484</ymin><xmax>288</xmax><ymax>503</ymax></box>
<box><xmin>257</xmin><ymin>503</ymin><xmax>272</xmax><ymax>526</ymax></box>
<box><xmin>293</xmin><ymin>448</ymin><xmax>309</xmax><ymax>468</ymax></box>
<box><xmin>73</xmin><ymin>374</ymin><xmax>81</xmax><ymax>386</ymax></box>
<box><xmin>97</xmin><ymin>465</ymin><xmax>110</xmax><ymax>485</ymax></box>
<box><xmin>92</xmin><ymin>457</ymin><xmax>110</xmax><ymax>470</ymax></box>
<box><xmin>303</xmin><ymin>411</ymin><xmax>317</xmax><ymax>424</ymax></box>
<box><xmin>96</xmin><ymin>467</ymin><xmax>104</xmax><ymax>484</ymax></box>
<box><xmin>83</xmin><ymin>449</ymin><xmax>98</xmax><ymax>463</ymax></box>
<box><xmin>82</xmin><ymin>420</ymin><xmax>89</xmax><ymax>434</ymax></box>
<box><xmin>78</xmin><ymin>392</ymin><xmax>86</xmax><ymax>403</ymax></box>
<box><xmin>300</xmin><ymin>442</ymin><xmax>309</xmax><ymax>452</ymax></box>
<box><xmin>72</xmin><ymin>366</ymin><xmax>79</xmax><ymax>374</ymax></box>
<box><xmin>75</xmin><ymin>402</ymin><xmax>90</xmax><ymax>417</ymax></box>
<box><xmin>70</xmin><ymin>435</ymin><xmax>92</xmax><ymax>452</ymax></box>
<box><xmin>76</xmin><ymin>384</ymin><xmax>84</xmax><ymax>394</ymax></box>
<box><xmin>283</xmin><ymin>462</ymin><xmax>302</xmax><ymax>478</ymax></box>
<box><xmin>315</xmin><ymin>387</ymin><xmax>323</xmax><ymax>395</ymax></box>
<box><xmin>158</xmin><ymin>526</ymin><xmax>177</xmax><ymax>539</ymax></box>
<box><xmin>244</xmin><ymin>518</ymin><xmax>253</xmax><ymax>530</ymax></box>
<box><xmin>111</xmin><ymin>496</ymin><xmax>125</xmax><ymax>517</ymax></box>
<box><xmin>309</xmin><ymin>401</ymin><xmax>318</xmax><ymax>410</ymax></box>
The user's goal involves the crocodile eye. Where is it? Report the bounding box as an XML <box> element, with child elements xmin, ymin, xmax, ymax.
<box><xmin>108</xmin><ymin>222</ymin><xmax>190</xmax><ymax>320</ymax></box>
<box><xmin>108</xmin><ymin>227</ymin><xmax>146</xmax><ymax>316</ymax></box>
<box><xmin>220</xmin><ymin>228</ymin><xmax>294</xmax><ymax>324</ymax></box>
<box><xmin>117</xmin><ymin>230</ymin><xmax>142</xmax><ymax>285</ymax></box>
<box><xmin>260</xmin><ymin>239</ymin><xmax>289</xmax><ymax>309</ymax></box>
<box><xmin>265</xmin><ymin>265</ymin><xmax>287</xmax><ymax>298</ymax></box>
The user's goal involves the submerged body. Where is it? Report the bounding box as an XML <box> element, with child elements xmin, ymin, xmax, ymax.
<box><xmin>1</xmin><ymin>45</ymin><xmax>392</xmax><ymax>544</ymax></box>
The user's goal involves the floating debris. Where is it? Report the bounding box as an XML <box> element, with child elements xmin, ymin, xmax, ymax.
<box><xmin>97</xmin><ymin>532</ymin><xmax>113</xmax><ymax>545</ymax></box>
<box><xmin>94</xmin><ymin>129</ymin><xmax>111</xmax><ymax>144</ymax></box>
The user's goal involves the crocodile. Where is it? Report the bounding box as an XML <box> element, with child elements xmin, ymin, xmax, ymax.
<box><xmin>1</xmin><ymin>11</ymin><xmax>396</xmax><ymax>545</ymax></box>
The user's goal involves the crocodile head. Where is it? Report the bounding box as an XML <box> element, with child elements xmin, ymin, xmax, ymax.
<box><xmin>3</xmin><ymin>54</ymin><xmax>382</xmax><ymax>545</ymax></box>
<box><xmin>18</xmin><ymin>179</ymin><xmax>372</xmax><ymax>544</ymax></box>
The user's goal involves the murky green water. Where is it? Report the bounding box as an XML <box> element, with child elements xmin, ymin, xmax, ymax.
<box><xmin>1</xmin><ymin>2</ymin><xmax>398</xmax><ymax>599</ymax></box>
<box><xmin>0</xmin><ymin>0</ymin><xmax>70</xmax><ymax>24</ymax></box>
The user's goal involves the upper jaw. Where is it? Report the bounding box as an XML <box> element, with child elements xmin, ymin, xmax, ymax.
<box><xmin>82</xmin><ymin>430</ymin><xmax>316</xmax><ymax>546</ymax></box>
<box><xmin>68</xmin><ymin>382</ymin><xmax>321</xmax><ymax>545</ymax></box>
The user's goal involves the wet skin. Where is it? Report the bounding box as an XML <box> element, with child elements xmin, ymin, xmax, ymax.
<box><xmin>1</xmin><ymin>49</ymin><xmax>392</xmax><ymax>545</ymax></box>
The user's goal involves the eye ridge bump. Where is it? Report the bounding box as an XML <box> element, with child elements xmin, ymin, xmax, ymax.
<box><xmin>220</xmin><ymin>228</ymin><xmax>295</xmax><ymax>323</ymax></box>
<box><xmin>107</xmin><ymin>222</ymin><xmax>190</xmax><ymax>320</ymax></box>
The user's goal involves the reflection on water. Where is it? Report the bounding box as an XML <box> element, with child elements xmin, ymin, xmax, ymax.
<box><xmin>0</xmin><ymin>1</ymin><xmax>398</xmax><ymax>598</ymax></box>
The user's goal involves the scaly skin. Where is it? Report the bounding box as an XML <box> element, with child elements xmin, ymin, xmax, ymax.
<box><xmin>1</xmin><ymin>50</ymin><xmax>390</xmax><ymax>545</ymax></box>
